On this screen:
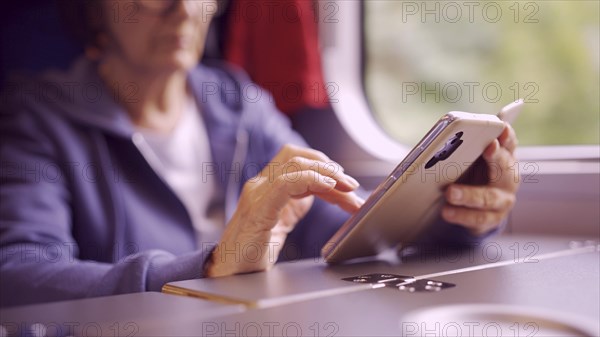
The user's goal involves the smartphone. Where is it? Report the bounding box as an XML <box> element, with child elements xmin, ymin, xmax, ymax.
<box><xmin>322</xmin><ymin>110</ymin><xmax>506</xmax><ymax>263</ymax></box>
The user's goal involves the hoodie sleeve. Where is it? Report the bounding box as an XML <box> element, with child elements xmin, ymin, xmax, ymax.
<box><xmin>0</xmin><ymin>104</ymin><xmax>213</xmax><ymax>307</ymax></box>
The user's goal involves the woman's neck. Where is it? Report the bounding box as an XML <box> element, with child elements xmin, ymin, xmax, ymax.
<box><xmin>98</xmin><ymin>56</ymin><xmax>189</xmax><ymax>133</ymax></box>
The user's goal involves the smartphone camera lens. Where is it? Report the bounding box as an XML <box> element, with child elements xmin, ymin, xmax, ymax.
<box><xmin>425</xmin><ymin>132</ymin><xmax>464</xmax><ymax>169</ymax></box>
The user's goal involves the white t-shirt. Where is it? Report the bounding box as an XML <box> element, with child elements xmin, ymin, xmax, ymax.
<box><xmin>132</xmin><ymin>97</ymin><xmax>224</xmax><ymax>246</ymax></box>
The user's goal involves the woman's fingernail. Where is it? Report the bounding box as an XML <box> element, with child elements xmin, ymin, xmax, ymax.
<box><xmin>324</xmin><ymin>177</ymin><xmax>337</xmax><ymax>186</ymax></box>
<box><xmin>450</xmin><ymin>187</ymin><xmax>462</xmax><ymax>202</ymax></box>
<box><xmin>345</xmin><ymin>175</ymin><xmax>360</xmax><ymax>188</ymax></box>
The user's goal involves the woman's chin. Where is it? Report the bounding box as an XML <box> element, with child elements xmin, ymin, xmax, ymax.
<box><xmin>173</xmin><ymin>49</ymin><xmax>201</xmax><ymax>68</ymax></box>
<box><xmin>147</xmin><ymin>51</ymin><xmax>200</xmax><ymax>73</ymax></box>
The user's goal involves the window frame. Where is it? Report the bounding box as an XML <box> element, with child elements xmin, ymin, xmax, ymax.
<box><xmin>317</xmin><ymin>0</ymin><xmax>599</xmax><ymax>237</ymax></box>
<box><xmin>318</xmin><ymin>0</ymin><xmax>600</xmax><ymax>168</ymax></box>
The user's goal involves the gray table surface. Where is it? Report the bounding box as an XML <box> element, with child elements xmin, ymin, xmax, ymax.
<box><xmin>0</xmin><ymin>292</ymin><xmax>244</xmax><ymax>337</ymax></box>
<box><xmin>1</xmin><ymin>234</ymin><xmax>598</xmax><ymax>336</ymax></box>
<box><xmin>163</xmin><ymin>234</ymin><xmax>598</xmax><ymax>306</ymax></box>
<box><xmin>195</xmin><ymin>250</ymin><xmax>599</xmax><ymax>336</ymax></box>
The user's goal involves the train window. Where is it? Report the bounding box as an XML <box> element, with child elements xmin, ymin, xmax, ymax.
<box><xmin>364</xmin><ymin>1</ymin><xmax>599</xmax><ymax>146</ymax></box>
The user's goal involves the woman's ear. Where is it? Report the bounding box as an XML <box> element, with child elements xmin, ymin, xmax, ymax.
<box><xmin>83</xmin><ymin>2</ymin><xmax>108</xmax><ymax>61</ymax></box>
<box><xmin>85</xmin><ymin>29</ymin><xmax>112</xmax><ymax>61</ymax></box>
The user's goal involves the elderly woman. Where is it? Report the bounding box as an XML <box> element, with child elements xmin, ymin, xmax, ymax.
<box><xmin>0</xmin><ymin>0</ymin><xmax>519</xmax><ymax>307</ymax></box>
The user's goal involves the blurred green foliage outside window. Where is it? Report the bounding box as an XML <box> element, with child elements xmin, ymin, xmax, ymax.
<box><xmin>365</xmin><ymin>1</ymin><xmax>599</xmax><ymax>146</ymax></box>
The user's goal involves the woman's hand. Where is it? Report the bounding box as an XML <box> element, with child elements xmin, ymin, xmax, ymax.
<box><xmin>441</xmin><ymin>123</ymin><xmax>520</xmax><ymax>235</ymax></box>
<box><xmin>207</xmin><ymin>144</ymin><xmax>364</xmax><ymax>277</ymax></box>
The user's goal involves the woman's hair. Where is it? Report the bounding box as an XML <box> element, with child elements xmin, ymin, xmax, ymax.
<box><xmin>57</xmin><ymin>0</ymin><xmax>104</xmax><ymax>50</ymax></box>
